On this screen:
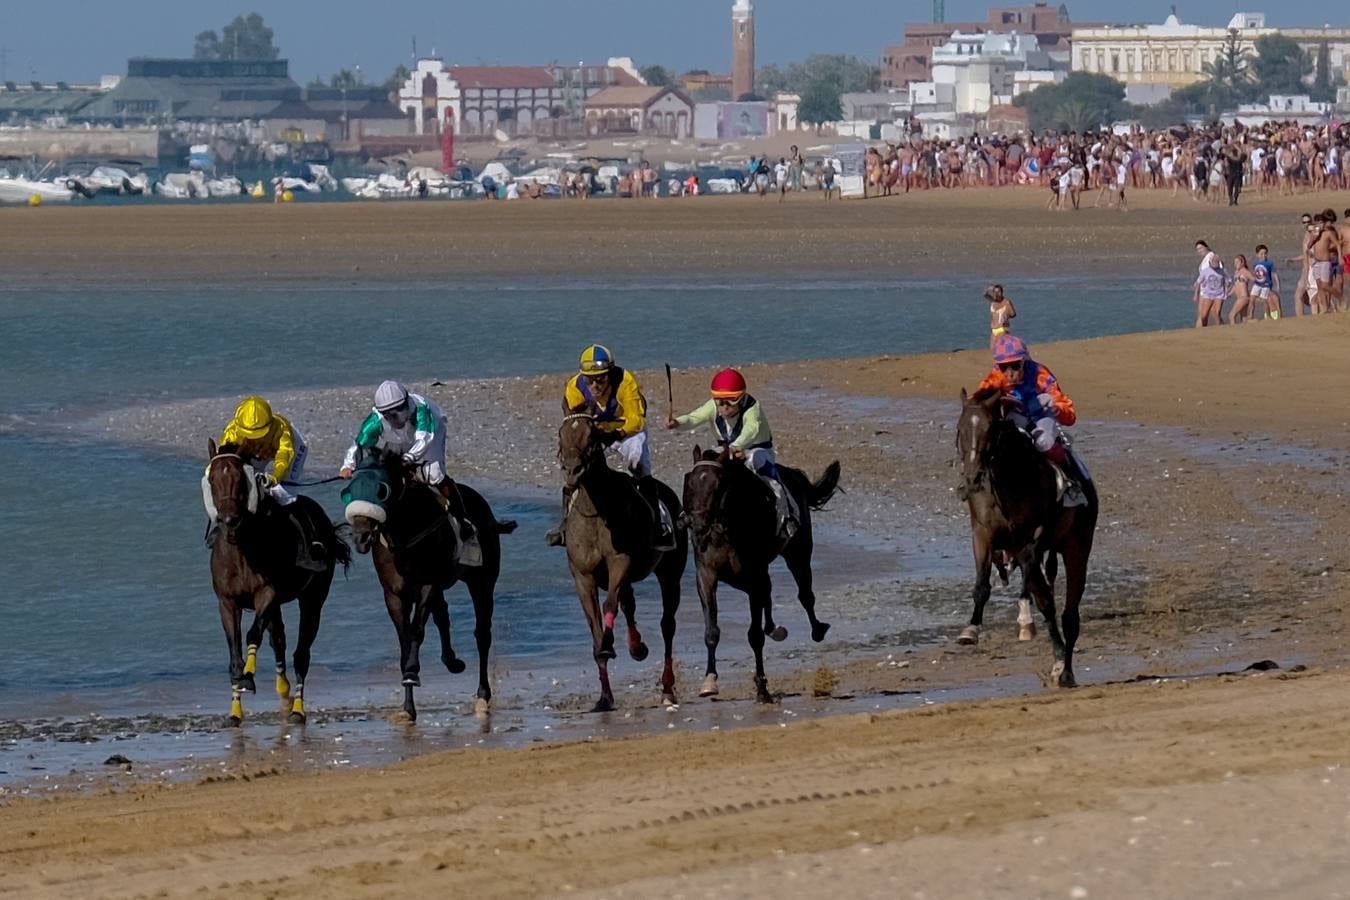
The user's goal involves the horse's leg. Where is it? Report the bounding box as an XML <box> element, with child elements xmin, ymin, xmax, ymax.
<box><xmin>1020</xmin><ymin>553</ymin><xmax>1058</xmax><ymax>641</ymax></box>
<box><xmin>429</xmin><ymin>593</ymin><xmax>466</xmax><ymax>675</ymax></box>
<box><xmin>656</xmin><ymin>565</ymin><xmax>681</xmax><ymax>705</ymax></box>
<box><xmin>619</xmin><ymin>583</ymin><xmax>648</xmax><ymax>662</ymax></box>
<box><xmin>783</xmin><ymin>535</ymin><xmax>828</xmax><ymax>642</ymax></box>
<box><xmin>572</xmin><ymin>569</ymin><xmax>613</xmax><ymax>712</ymax></box>
<box><xmin>958</xmin><ymin>529</ymin><xmax>994</xmax><ymax>645</ymax></box>
<box><xmin>600</xmin><ymin>559</ymin><xmax>631</xmax><ymax>663</ymax></box>
<box><xmin>1058</xmin><ymin>543</ymin><xmax>1088</xmax><ymax>688</ymax></box>
<box><xmin>1021</xmin><ymin>551</ymin><xmax>1069</xmax><ymax>686</ymax></box>
<box><xmin>466</xmin><ymin>575</ymin><xmax>495</xmax><ymax>714</ymax></box>
<box><xmin>240</xmin><ymin>611</ymin><xmax>264</xmax><ymax>696</ymax></box>
<box><xmin>400</xmin><ymin>586</ymin><xmax>435</xmax><ymax>721</ymax></box>
<box><xmin>287</xmin><ymin>589</ymin><xmax>323</xmax><ymax>723</ymax></box>
<box><xmin>266</xmin><ymin>605</ymin><xmax>292</xmax><ymax>703</ymax></box>
<box><xmin>219</xmin><ymin>597</ymin><xmax>246</xmax><ymax>726</ymax></box>
<box><xmin>382</xmin><ymin>588</ymin><xmax>417</xmax><ymax>721</ymax></box>
<box><xmin>748</xmin><ymin>574</ymin><xmax>774</xmax><ymax>704</ymax></box>
<box><xmin>696</xmin><ymin>564</ymin><xmax>722</xmax><ymax>697</ymax></box>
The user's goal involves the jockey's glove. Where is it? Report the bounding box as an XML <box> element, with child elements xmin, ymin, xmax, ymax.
<box><xmin>1036</xmin><ymin>393</ymin><xmax>1057</xmax><ymax>414</ymax></box>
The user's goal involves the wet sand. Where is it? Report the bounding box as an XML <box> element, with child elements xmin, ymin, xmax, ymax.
<box><xmin>5</xmin><ymin>198</ymin><xmax>1350</xmax><ymax>897</ymax></box>
<box><xmin>0</xmin><ymin>186</ymin><xmax>1331</xmax><ymax>286</ymax></box>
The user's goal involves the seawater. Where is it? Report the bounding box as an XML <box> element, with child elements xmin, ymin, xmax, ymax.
<box><xmin>0</xmin><ymin>276</ymin><xmax>1187</xmax><ymax>730</ymax></box>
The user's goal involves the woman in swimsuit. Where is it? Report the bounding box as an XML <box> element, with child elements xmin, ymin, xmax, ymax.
<box><xmin>1227</xmin><ymin>254</ymin><xmax>1255</xmax><ymax>324</ymax></box>
<box><xmin>985</xmin><ymin>284</ymin><xmax>1017</xmax><ymax>349</ymax></box>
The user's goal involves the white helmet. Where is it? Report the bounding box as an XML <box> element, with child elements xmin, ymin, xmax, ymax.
<box><xmin>374</xmin><ymin>380</ymin><xmax>409</xmax><ymax>412</ymax></box>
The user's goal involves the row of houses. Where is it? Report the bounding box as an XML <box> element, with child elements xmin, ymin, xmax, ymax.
<box><xmin>396</xmin><ymin>57</ymin><xmax>800</xmax><ymax>141</ymax></box>
<box><xmin>0</xmin><ymin>54</ymin><xmax>802</xmax><ymax>154</ymax></box>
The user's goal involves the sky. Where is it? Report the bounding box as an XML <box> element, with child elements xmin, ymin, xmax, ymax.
<box><xmin>3</xmin><ymin>0</ymin><xmax>1345</xmax><ymax>86</ymax></box>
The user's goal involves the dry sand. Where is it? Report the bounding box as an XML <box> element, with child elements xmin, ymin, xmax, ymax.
<box><xmin>4</xmin><ymin>193</ymin><xmax>1350</xmax><ymax>898</ymax></box>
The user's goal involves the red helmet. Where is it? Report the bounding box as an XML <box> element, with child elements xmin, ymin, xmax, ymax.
<box><xmin>710</xmin><ymin>368</ymin><xmax>747</xmax><ymax>400</ymax></box>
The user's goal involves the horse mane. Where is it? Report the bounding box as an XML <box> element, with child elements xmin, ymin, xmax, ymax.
<box><xmin>969</xmin><ymin>386</ymin><xmax>1002</xmax><ymax>407</ymax></box>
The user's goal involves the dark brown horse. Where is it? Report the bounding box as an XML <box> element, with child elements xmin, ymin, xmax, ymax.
<box><xmin>342</xmin><ymin>451</ymin><xmax>517</xmax><ymax>721</ymax></box>
<box><xmin>955</xmin><ymin>388</ymin><xmax>1098</xmax><ymax>687</ymax></box>
<box><xmin>556</xmin><ymin>414</ymin><xmax>687</xmax><ymax>711</ymax></box>
<box><xmin>680</xmin><ymin>446</ymin><xmax>841</xmax><ymax>703</ymax></box>
<box><xmin>204</xmin><ymin>440</ymin><xmax>350</xmax><ymax>725</ymax></box>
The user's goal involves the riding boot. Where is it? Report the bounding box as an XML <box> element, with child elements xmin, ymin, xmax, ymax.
<box><xmin>637</xmin><ymin>477</ymin><xmax>675</xmax><ymax>550</ymax></box>
<box><xmin>546</xmin><ymin>486</ymin><xmax>573</xmax><ymax>547</ymax></box>
<box><xmin>438</xmin><ymin>478</ymin><xmax>477</xmax><ymax>543</ymax></box>
<box><xmin>1044</xmin><ymin>443</ymin><xmax>1087</xmax><ymax>508</ymax></box>
<box><xmin>290</xmin><ymin>509</ymin><xmax>327</xmax><ymax>572</ymax></box>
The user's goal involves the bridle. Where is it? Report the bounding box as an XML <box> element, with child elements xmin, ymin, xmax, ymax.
<box><xmin>681</xmin><ymin>458</ymin><xmax>729</xmax><ymax>537</ymax></box>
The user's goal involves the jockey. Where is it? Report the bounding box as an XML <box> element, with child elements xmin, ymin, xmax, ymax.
<box><xmin>339</xmin><ymin>380</ymin><xmax>474</xmax><ymax>542</ymax></box>
<box><xmin>547</xmin><ymin>344</ymin><xmax>672</xmax><ymax>548</ymax></box>
<box><xmin>667</xmin><ymin>368</ymin><xmax>798</xmax><ymax>539</ymax></box>
<box><xmin>213</xmin><ymin>396</ymin><xmax>325</xmax><ymax>569</ymax></box>
<box><xmin>976</xmin><ymin>335</ymin><xmax>1088</xmax><ymax>507</ymax></box>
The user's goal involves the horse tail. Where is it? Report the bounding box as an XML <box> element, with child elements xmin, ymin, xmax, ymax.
<box><xmin>805</xmin><ymin>461</ymin><xmax>842</xmax><ymax>510</ymax></box>
<box><xmin>494</xmin><ymin>519</ymin><xmax>519</xmax><ymax>535</ymax></box>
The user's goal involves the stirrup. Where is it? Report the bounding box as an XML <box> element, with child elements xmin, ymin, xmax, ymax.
<box><xmin>1060</xmin><ymin>481</ymin><xmax>1088</xmax><ymax>508</ymax></box>
<box><xmin>546</xmin><ymin>527</ymin><xmax>565</xmax><ymax>547</ymax></box>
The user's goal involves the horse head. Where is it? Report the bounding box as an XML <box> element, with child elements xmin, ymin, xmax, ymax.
<box><xmin>204</xmin><ymin>438</ymin><xmax>261</xmax><ymax>542</ymax></box>
<box><xmin>557</xmin><ymin>414</ymin><xmax>604</xmax><ymax>490</ymax></box>
<box><xmin>956</xmin><ymin>388</ymin><xmax>1005</xmax><ymax>501</ymax></box>
<box><xmin>341</xmin><ymin>448</ymin><xmax>406</xmax><ymax>554</ymax></box>
<box><xmin>678</xmin><ymin>444</ymin><xmax>733</xmax><ymax>537</ymax></box>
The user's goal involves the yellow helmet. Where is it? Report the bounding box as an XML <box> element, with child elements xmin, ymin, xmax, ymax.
<box><xmin>578</xmin><ymin>344</ymin><xmax>615</xmax><ymax>376</ymax></box>
<box><xmin>231</xmin><ymin>396</ymin><xmax>274</xmax><ymax>440</ymax></box>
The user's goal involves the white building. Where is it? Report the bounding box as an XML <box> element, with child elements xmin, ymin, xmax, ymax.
<box><xmin>1071</xmin><ymin>12</ymin><xmax>1350</xmax><ymax>90</ymax></box>
<box><xmin>583</xmin><ymin>86</ymin><xmax>694</xmax><ymax>137</ymax></box>
<box><xmin>922</xmin><ymin>30</ymin><xmax>1054</xmax><ymax>114</ymax></box>
<box><xmin>1233</xmin><ymin>93</ymin><xmax>1332</xmax><ymax>125</ymax></box>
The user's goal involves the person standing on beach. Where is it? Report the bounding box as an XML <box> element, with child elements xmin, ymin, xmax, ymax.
<box><xmin>1193</xmin><ymin>240</ymin><xmax>1227</xmax><ymax>327</ymax></box>
<box><xmin>1288</xmin><ymin>213</ymin><xmax>1315</xmax><ymax>316</ymax></box>
<box><xmin>1309</xmin><ymin>212</ymin><xmax>1339</xmax><ymax>314</ymax></box>
<box><xmin>1227</xmin><ymin>254</ymin><xmax>1255</xmax><ymax>324</ymax></box>
<box><xmin>1252</xmin><ymin>244</ymin><xmax>1281</xmax><ymax>320</ymax></box>
<box><xmin>985</xmin><ymin>284</ymin><xmax>1016</xmax><ymax>348</ymax></box>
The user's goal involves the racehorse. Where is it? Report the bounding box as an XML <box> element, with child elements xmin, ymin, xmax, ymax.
<box><xmin>955</xmin><ymin>388</ymin><xmax>1098</xmax><ymax>687</ymax></box>
<box><xmin>342</xmin><ymin>451</ymin><xmax>517</xmax><ymax>721</ymax></box>
<box><xmin>556</xmin><ymin>414</ymin><xmax>687</xmax><ymax>711</ymax></box>
<box><xmin>680</xmin><ymin>446</ymin><xmax>841</xmax><ymax>703</ymax></box>
<box><xmin>204</xmin><ymin>440</ymin><xmax>350</xmax><ymax>725</ymax></box>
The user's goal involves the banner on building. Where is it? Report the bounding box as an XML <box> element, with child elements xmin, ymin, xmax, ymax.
<box><xmin>717</xmin><ymin>102</ymin><xmax>769</xmax><ymax>139</ymax></box>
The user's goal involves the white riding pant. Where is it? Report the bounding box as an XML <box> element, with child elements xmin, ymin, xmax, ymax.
<box><xmin>268</xmin><ymin>429</ymin><xmax>308</xmax><ymax>506</ymax></box>
<box><xmin>609</xmin><ymin>430</ymin><xmax>652</xmax><ymax>478</ymax></box>
<box><xmin>1009</xmin><ymin>413</ymin><xmax>1059</xmax><ymax>453</ymax></box>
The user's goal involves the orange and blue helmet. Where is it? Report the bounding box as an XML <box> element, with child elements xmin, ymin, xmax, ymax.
<box><xmin>578</xmin><ymin>344</ymin><xmax>615</xmax><ymax>376</ymax></box>
<box><xmin>992</xmin><ymin>334</ymin><xmax>1030</xmax><ymax>365</ymax></box>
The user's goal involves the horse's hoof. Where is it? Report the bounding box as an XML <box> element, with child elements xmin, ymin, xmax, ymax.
<box><xmin>474</xmin><ymin>697</ymin><xmax>491</xmax><ymax>718</ymax></box>
<box><xmin>1051</xmin><ymin>662</ymin><xmax>1075</xmax><ymax>688</ymax></box>
<box><xmin>226</xmin><ymin>714</ymin><xmax>242</xmax><ymax>728</ymax></box>
<box><xmin>957</xmin><ymin>625</ymin><xmax>980</xmax><ymax>645</ymax></box>
<box><xmin>755</xmin><ymin>690</ymin><xmax>776</xmax><ymax>705</ymax></box>
<box><xmin>768</xmin><ymin>626</ymin><xmax>788</xmax><ymax>642</ymax></box>
<box><xmin>811</xmin><ymin>622</ymin><xmax>831</xmax><ymax>643</ymax></box>
<box><xmin>629</xmin><ymin>641</ymin><xmax>649</xmax><ymax>662</ymax></box>
<box><xmin>662</xmin><ymin>692</ymin><xmax>679</xmax><ymax>707</ymax></box>
<box><xmin>401</xmin><ymin>674</ymin><xmax>421</xmax><ymax>687</ymax></box>
<box><xmin>387</xmin><ymin>709</ymin><xmax>414</xmax><ymax>725</ymax></box>
<box><xmin>590</xmin><ymin>697</ymin><xmax>615</xmax><ymax>713</ymax></box>
<box><xmin>445</xmin><ymin>657</ymin><xmax>467</xmax><ymax>675</ymax></box>
<box><xmin>699</xmin><ymin>674</ymin><xmax>719</xmax><ymax>697</ymax></box>
<box><xmin>287</xmin><ymin>710</ymin><xmax>306</xmax><ymax>725</ymax></box>
<box><xmin>1018</xmin><ymin>624</ymin><xmax>1036</xmax><ymax>641</ymax></box>
<box><xmin>236</xmin><ymin>675</ymin><xmax>256</xmax><ymax>694</ymax></box>
<box><xmin>596</xmin><ymin>648</ymin><xmax>617</xmax><ymax>661</ymax></box>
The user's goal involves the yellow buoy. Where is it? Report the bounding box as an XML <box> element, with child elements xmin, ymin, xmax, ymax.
<box><xmin>282</xmin><ymin>190</ymin><xmax>295</xmax><ymax>203</ymax></box>
<box><xmin>28</xmin><ymin>194</ymin><xmax>42</xmax><ymax>207</ymax></box>
<box><xmin>249</xmin><ymin>180</ymin><xmax>266</xmax><ymax>199</ymax></box>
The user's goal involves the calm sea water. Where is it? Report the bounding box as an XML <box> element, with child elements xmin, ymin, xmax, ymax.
<box><xmin>0</xmin><ymin>276</ymin><xmax>1188</xmax><ymax>723</ymax></box>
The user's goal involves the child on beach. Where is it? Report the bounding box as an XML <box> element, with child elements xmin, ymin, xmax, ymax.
<box><xmin>1252</xmin><ymin>245</ymin><xmax>1281</xmax><ymax>320</ymax></box>
<box><xmin>1227</xmin><ymin>254</ymin><xmax>1255</xmax><ymax>324</ymax></box>
<box><xmin>985</xmin><ymin>284</ymin><xmax>1017</xmax><ymax>348</ymax></box>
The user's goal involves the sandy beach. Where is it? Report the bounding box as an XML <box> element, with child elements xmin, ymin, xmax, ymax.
<box><xmin>4</xmin><ymin>193</ymin><xmax>1350</xmax><ymax>898</ymax></box>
